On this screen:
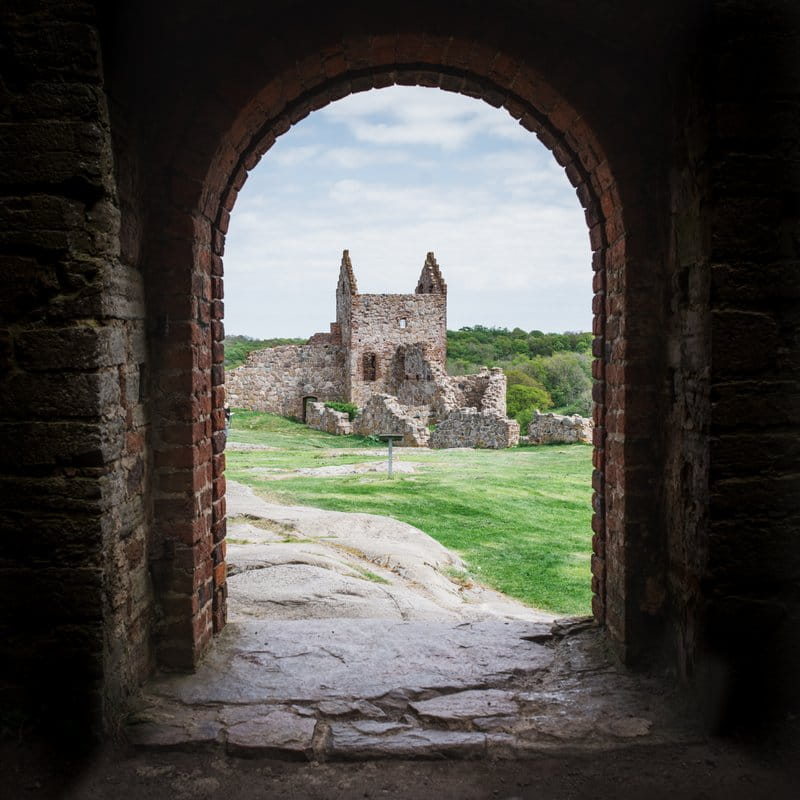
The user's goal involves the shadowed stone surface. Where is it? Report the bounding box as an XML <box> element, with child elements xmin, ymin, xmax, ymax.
<box><xmin>226</xmin><ymin>709</ymin><xmax>317</xmax><ymax>759</ymax></box>
<box><xmin>145</xmin><ymin>618</ymin><xmax>555</xmax><ymax>705</ymax></box>
<box><xmin>329</xmin><ymin>723</ymin><xmax>489</xmax><ymax>759</ymax></box>
<box><xmin>410</xmin><ymin>689</ymin><xmax>518</xmax><ymax>726</ymax></box>
<box><xmin>128</xmin><ymin>621</ymin><xmax>702</xmax><ymax>760</ymax></box>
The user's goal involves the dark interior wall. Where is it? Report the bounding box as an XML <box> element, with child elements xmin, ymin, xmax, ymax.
<box><xmin>659</xmin><ymin>1</ymin><xmax>800</xmax><ymax>727</ymax></box>
<box><xmin>0</xmin><ymin>0</ymin><xmax>153</xmax><ymax>735</ymax></box>
<box><xmin>1</xmin><ymin>0</ymin><xmax>798</xmax><ymax>740</ymax></box>
<box><xmin>704</xmin><ymin>0</ymin><xmax>800</xmax><ymax>724</ymax></box>
<box><xmin>661</xmin><ymin>10</ymin><xmax>714</xmax><ymax>693</ymax></box>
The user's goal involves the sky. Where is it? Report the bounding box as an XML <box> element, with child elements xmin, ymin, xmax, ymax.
<box><xmin>224</xmin><ymin>86</ymin><xmax>592</xmax><ymax>339</ymax></box>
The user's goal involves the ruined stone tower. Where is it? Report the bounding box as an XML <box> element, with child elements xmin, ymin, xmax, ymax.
<box><xmin>336</xmin><ymin>250</ymin><xmax>447</xmax><ymax>407</ymax></box>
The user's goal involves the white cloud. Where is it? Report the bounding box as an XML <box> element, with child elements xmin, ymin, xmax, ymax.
<box><xmin>319</xmin><ymin>86</ymin><xmax>529</xmax><ymax>150</ymax></box>
<box><xmin>224</xmin><ymin>86</ymin><xmax>592</xmax><ymax>337</ymax></box>
<box><xmin>270</xmin><ymin>144</ymin><xmax>321</xmax><ymax>166</ymax></box>
<box><xmin>324</xmin><ymin>147</ymin><xmax>410</xmax><ymax>169</ymax></box>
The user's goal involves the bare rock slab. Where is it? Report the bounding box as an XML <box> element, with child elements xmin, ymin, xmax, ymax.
<box><xmin>226</xmin><ymin>709</ymin><xmax>317</xmax><ymax>759</ymax></box>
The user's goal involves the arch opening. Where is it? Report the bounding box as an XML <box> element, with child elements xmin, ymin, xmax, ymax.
<box><xmin>144</xmin><ymin>50</ymin><xmax>638</xmax><ymax>679</ymax></box>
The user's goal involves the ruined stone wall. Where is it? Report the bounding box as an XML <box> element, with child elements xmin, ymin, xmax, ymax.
<box><xmin>528</xmin><ymin>412</ymin><xmax>592</xmax><ymax>444</ymax></box>
<box><xmin>428</xmin><ymin>368</ymin><xmax>507</xmax><ymax>420</ymax></box>
<box><xmin>305</xmin><ymin>402</ymin><xmax>352</xmax><ymax>435</ymax></box>
<box><xmin>479</xmin><ymin>369</ymin><xmax>508</xmax><ymax>416</ymax></box>
<box><xmin>352</xmin><ymin>394</ymin><xmax>430</xmax><ymax>447</ymax></box>
<box><xmin>390</xmin><ymin>343</ymin><xmax>442</xmax><ymax>411</ymax></box>
<box><xmin>226</xmin><ymin>345</ymin><xmax>345</xmax><ymax>419</ymax></box>
<box><xmin>348</xmin><ymin>293</ymin><xmax>446</xmax><ymax>408</ymax></box>
<box><xmin>430</xmin><ymin>409</ymin><xmax>520</xmax><ymax>449</ymax></box>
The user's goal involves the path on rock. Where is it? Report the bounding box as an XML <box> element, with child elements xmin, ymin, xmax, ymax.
<box><xmin>225</xmin><ymin>479</ymin><xmax>554</xmax><ymax>623</ymax></box>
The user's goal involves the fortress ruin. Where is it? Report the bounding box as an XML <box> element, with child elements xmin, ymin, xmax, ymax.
<box><xmin>226</xmin><ymin>251</ymin><xmax>519</xmax><ymax>447</ymax></box>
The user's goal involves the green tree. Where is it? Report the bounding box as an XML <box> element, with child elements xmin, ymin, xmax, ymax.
<box><xmin>504</xmin><ymin>369</ymin><xmax>538</xmax><ymax>387</ymax></box>
<box><xmin>506</xmin><ymin>383</ymin><xmax>553</xmax><ymax>418</ymax></box>
<box><xmin>540</xmin><ymin>351</ymin><xmax>591</xmax><ymax>414</ymax></box>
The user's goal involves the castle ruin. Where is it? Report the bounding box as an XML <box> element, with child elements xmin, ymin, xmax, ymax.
<box><xmin>226</xmin><ymin>251</ymin><xmax>519</xmax><ymax>447</ymax></box>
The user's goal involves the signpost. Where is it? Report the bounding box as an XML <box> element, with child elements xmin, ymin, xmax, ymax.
<box><xmin>376</xmin><ymin>433</ymin><xmax>404</xmax><ymax>478</ymax></box>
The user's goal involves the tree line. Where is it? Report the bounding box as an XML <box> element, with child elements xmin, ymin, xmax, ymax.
<box><xmin>446</xmin><ymin>327</ymin><xmax>592</xmax><ymax>432</ymax></box>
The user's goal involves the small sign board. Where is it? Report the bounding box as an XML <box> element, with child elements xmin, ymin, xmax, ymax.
<box><xmin>376</xmin><ymin>434</ymin><xmax>404</xmax><ymax>477</ymax></box>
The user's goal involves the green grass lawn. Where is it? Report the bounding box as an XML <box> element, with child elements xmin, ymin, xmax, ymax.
<box><xmin>227</xmin><ymin>410</ymin><xmax>594</xmax><ymax>615</ymax></box>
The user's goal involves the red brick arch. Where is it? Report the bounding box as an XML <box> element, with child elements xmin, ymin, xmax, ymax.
<box><xmin>147</xmin><ymin>36</ymin><xmax>641</xmax><ymax>672</ymax></box>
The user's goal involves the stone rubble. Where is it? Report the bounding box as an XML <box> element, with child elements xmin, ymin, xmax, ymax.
<box><xmin>528</xmin><ymin>410</ymin><xmax>592</xmax><ymax>444</ymax></box>
<box><xmin>305</xmin><ymin>401</ymin><xmax>353</xmax><ymax>435</ymax></box>
<box><xmin>352</xmin><ymin>394</ymin><xmax>430</xmax><ymax>447</ymax></box>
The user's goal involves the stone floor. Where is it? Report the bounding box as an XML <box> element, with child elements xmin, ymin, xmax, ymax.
<box><xmin>126</xmin><ymin>481</ymin><xmax>701</xmax><ymax>763</ymax></box>
<box><xmin>126</xmin><ymin>617</ymin><xmax>701</xmax><ymax>761</ymax></box>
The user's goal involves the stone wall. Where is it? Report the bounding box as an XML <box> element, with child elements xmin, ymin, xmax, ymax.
<box><xmin>352</xmin><ymin>394</ymin><xmax>430</xmax><ymax>447</ymax></box>
<box><xmin>479</xmin><ymin>369</ymin><xmax>508</xmax><ymax>416</ymax></box>
<box><xmin>528</xmin><ymin>411</ymin><xmax>592</xmax><ymax>444</ymax></box>
<box><xmin>305</xmin><ymin>402</ymin><xmax>352</xmax><ymax>435</ymax></box>
<box><xmin>430</xmin><ymin>409</ymin><xmax>520</xmax><ymax>449</ymax></box>
<box><xmin>0</xmin><ymin>0</ymin><xmax>152</xmax><ymax>734</ymax></box>
<box><xmin>390</xmin><ymin>343</ymin><xmax>439</xmax><ymax>408</ymax></box>
<box><xmin>226</xmin><ymin>344</ymin><xmax>345</xmax><ymax>418</ymax></box>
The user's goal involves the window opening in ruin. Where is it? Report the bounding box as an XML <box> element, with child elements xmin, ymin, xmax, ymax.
<box><xmin>362</xmin><ymin>352</ymin><xmax>378</xmax><ymax>381</ymax></box>
<box><xmin>399</xmin><ymin>318</ymin><xmax>407</xmax><ymax>329</ymax></box>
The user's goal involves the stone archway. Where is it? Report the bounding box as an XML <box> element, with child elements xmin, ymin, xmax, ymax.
<box><xmin>115</xmin><ymin>2</ymin><xmax>689</xmax><ymax>691</ymax></box>
<box><xmin>4</xmin><ymin>0</ymin><xmax>799</xmax><ymax>746</ymax></box>
<box><xmin>145</xmin><ymin>64</ymin><xmax>633</xmax><ymax>674</ymax></box>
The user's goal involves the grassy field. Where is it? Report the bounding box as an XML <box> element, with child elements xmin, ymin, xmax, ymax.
<box><xmin>227</xmin><ymin>410</ymin><xmax>594</xmax><ymax>615</ymax></box>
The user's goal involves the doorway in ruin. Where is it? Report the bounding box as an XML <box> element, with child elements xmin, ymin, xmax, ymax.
<box><xmin>302</xmin><ymin>396</ymin><xmax>318</xmax><ymax>423</ymax></box>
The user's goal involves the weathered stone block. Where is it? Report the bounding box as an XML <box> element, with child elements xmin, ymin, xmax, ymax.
<box><xmin>16</xmin><ymin>325</ymin><xmax>127</xmax><ymax>370</ymax></box>
<box><xmin>430</xmin><ymin>409</ymin><xmax>519</xmax><ymax>449</ymax></box>
<box><xmin>305</xmin><ymin>401</ymin><xmax>353</xmax><ymax>435</ymax></box>
<box><xmin>528</xmin><ymin>411</ymin><xmax>592</xmax><ymax>444</ymax></box>
<box><xmin>352</xmin><ymin>394</ymin><xmax>430</xmax><ymax>446</ymax></box>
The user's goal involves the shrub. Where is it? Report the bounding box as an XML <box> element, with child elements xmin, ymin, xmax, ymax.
<box><xmin>506</xmin><ymin>383</ymin><xmax>553</xmax><ymax>418</ymax></box>
<box><xmin>325</xmin><ymin>401</ymin><xmax>359</xmax><ymax>421</ymax></box>
<box><xmin>539</xmin><ymin>351</ymin><xmax>591</xmax><ymax>412</ymax></box>
<box><xmin>515</xmin><ymin>407</ymin><xmax>536</xmax><ymax>436</ymax></box>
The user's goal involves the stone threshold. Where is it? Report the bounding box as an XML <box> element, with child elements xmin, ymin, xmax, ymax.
<box><xmin>126</xmin><ymin>618</ymin><xmax>701</xmax><ymax>761</ymax></box>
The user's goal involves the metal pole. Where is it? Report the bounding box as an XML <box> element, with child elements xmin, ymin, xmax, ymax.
<box><xmin>388</xmin><ymin>437</ymin><xmax>393</xmax><ymax>478</ymax></box>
